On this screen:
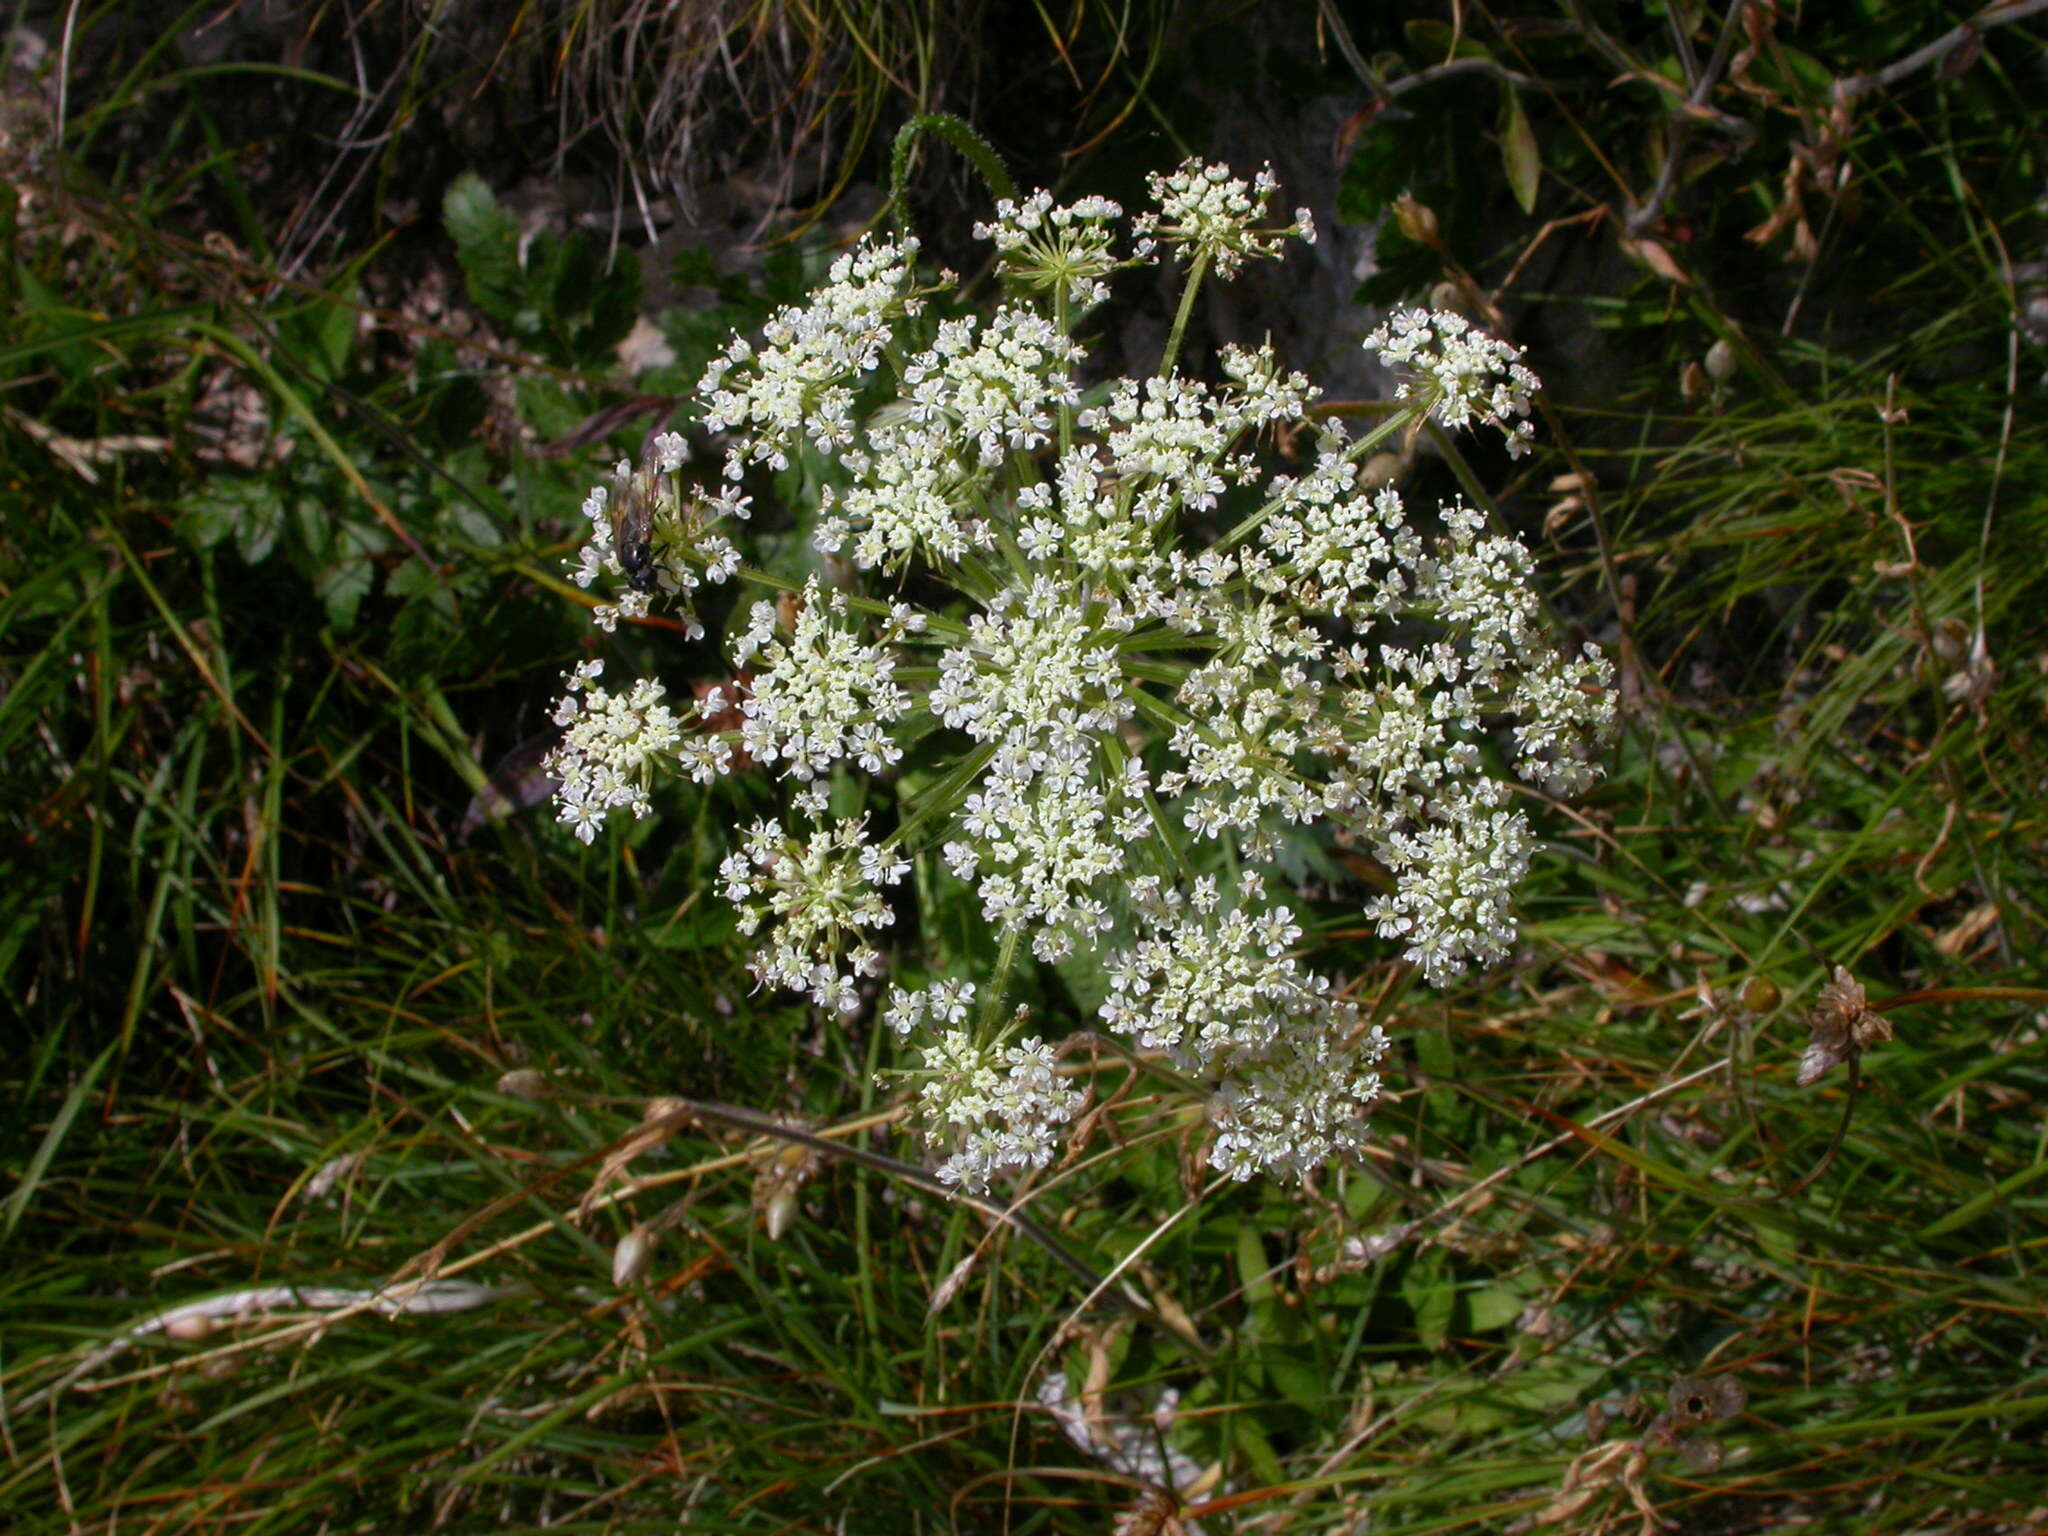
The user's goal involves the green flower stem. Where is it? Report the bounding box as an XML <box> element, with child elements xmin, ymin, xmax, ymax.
<box><xmin>1055</xmin><ymin>285</ymin><xmax>1075</xmax><ymax>457</ymax></box>
<box><xmin>1157</xmin><ymin>251</ymin><xmax>1210</xmax><ymax>379</ymax></box>
<box><xmin>888</xmin><ymin>740</ymin><xmax>999</xmax><ymax>850</ymax></box>
<box><xmin>977</xmin><ymin>923</ymin><xmax>1025</xmax><ymax>1038</ymax></box>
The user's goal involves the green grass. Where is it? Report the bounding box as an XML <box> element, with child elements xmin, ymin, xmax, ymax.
<box><xmin>6</xmin><ymin>2</ymin><xmax>2048</xmax><ymax>1531</ymax></box>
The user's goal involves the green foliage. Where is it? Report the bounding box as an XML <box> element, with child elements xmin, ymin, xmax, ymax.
<box><xmin>444</xmin><ymin>172</ymin><xmax>642</xmax><ymax>369</ymax></box>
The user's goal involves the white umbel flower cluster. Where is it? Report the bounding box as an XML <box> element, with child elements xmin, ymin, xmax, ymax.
<box><xmin>1133</xmin><ymin>159</ymin><xmax>1315</xmax><ymax>277</ymax></box>
<box><xmin>547</xmin><ymin>661</ymin><xmax>684</xmax><ymax>843</ymax></box>
<box><xmin>1364</xmin><ymin>308</ymin><xmax>1541</xmax><ymax>457</ymax></box>
<box><xmin>913</xmin><ymin>1030</ymin><xmax>1085</xmax><ymax>1191</ymax></box>
<box><xmin>547</xmin><ymin>163</ymin><xmax>1615</xmax><ymax>1188</ymax></box>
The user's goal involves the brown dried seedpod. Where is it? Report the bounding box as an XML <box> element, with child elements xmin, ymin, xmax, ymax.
<box><xmin>1667</xmin><ymin>1373</ymin><xmax>1746</xmax><ymax>1430</ymax></box>
<box><xmin>1799</xmin><ymin>965</ymin><xmax>1891</xmax><ymax>1086</ymax></box>
<box><xmin>494</xmin><ymin>1068</ymin><xmax>549</xmax><ymax>1100</ymax></box>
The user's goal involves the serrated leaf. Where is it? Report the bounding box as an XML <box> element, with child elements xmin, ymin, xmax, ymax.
<box><xmin>177</xmin><ymin>480</ymin><xmax>277</xmax><ymax>557</ymax></box>
<box><xmin>234</xmin><ymin>489</ymin><xmax>284</xmax><ymax>565</ymax></box>
<box><xmin>1338</xmin><ymin>114</ymin><xmax>1434</xmax><ymax>225</ymax></box>
<box><xmin>315</xmin><ymin>554</ymin><xmax>374</xmax><ymax>631</ymax></box>
<box><xmin>447</xmin><ymin>497</ymin><xmax>505</xmax><ymax>550</ymax></box>
<box><xmin>1352</xmin><ymin>222</ymin><xmax>1437</xmax><ymax>307</ymax></box>
<box><xmin>442</xmin><ymin>172</ymin><xmax>523</xmax><ymax>323</ymax></box>
<box><xmin>279</xmin><ymin>288</ymin><xmax>358</xmax><ymax>382</ymax></box>
<box><xmin>1501</xmin><ymin>90</ymin><xmax>1541</xmax><ymax>215</ymax></box>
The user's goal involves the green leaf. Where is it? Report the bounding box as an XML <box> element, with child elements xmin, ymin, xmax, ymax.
<box><xmin>1227</xmin><ymin>1404</ymin><xmax>1286</xmax><ymax>1486</ymax></box>
<box><xmin>580</xmin><ymin>250</ymin><xmax>643</xmax><ymax>362</ymax></box>
<box><xmin>1266</xmin><ymin>1353</ymin><xmax>1330</xmax><ymax>1414</ymax></box>
<box><xmin>1402</xmin><ymin>1253</ymin><xmax>1455</xmax><ymax>1351</ymax></box>
<box><xmin>1236</xmin><ymin>1223</ymin><xmax>1275</xmax><ymax>1304</ymax></box>
<box><xmin>1463</xmin><ymin>1283</ymin><xmax>1526</xmax><ymax>1335</ymax></box>
<box><xmin>1352</xmin><ymin>222</ymin><xmax>1437</xmax><ymax>306</ymax></box>
<box><xmin>1501</xmin><ymin>89</ymin><xmax>1541</xmax><ymax>215</ymax></box>
<box><xmin>443</xmin><ymin>172</ymin><xmax>523</xmax><ymax>323</ymax></box>
<box><xmin>316</xmin><ymin>553</ymin><xmax>374</xmax><ymax>631</ymax></box>
<box><xmin>279</xmin><ymin>287</ymin><xmax>358</xmax><ymax>382</ymax></box>
<box><xmin>177</xmin><ymin>479</ymin><xmax>282</xmax><ymax>562</ymax></box>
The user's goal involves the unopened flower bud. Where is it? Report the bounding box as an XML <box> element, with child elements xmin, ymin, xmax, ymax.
<box><xmin>612</xmin><ymin>1223</ymin><xmax>655</xmax><ymax>1287</ymax></box>
<box><xmin>1359</xmin><ymin>452</ymin><xmax>1407</xmax><ymax>491</ymax></box>
<box><xmin>164</xmin><ymin>1314</ymin><xmax>214</xmax><ymax>1342</ymax></box>
<box><xmin>1740</xmin><ymin>976</ymin><xmax>1781</xmax><ymax>1013</ymax></box>
<box><xmin>1394</xmin><ymin>193</ymin><xmax>1440</xmax><ymax>246</ymax></box>
<box><xmin>762</xmin><ymin>1187</ymin><xmax>800</xmax><ymax>1242</ymax></box>
<box><xmin>1704</xmin><ymin>338</ymin><xmax>1738</xmax><ymax>383</ymax></box>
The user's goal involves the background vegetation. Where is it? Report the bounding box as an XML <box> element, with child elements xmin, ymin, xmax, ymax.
<box><xmin>5</xmin><ymin>1</ymin><xmax>2046</xmax><ymax>1531</ymax></box>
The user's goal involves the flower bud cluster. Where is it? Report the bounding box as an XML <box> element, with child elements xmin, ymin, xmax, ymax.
<box><xmin>547</xmin><ymin>164</ymin><xmax>1614</xmax><ymax>1188</ymax></box>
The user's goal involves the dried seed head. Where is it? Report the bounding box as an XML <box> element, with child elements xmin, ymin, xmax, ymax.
<box><xmin>1931</xmin><ymin>615</ymin><xmax>1970</xmax><ymax>664</ymax></box>
<box><xmin>163</xmin><ymin>1313</ymin><xmax>214</xmax><ymax>1343</ymax></box>
<box><xmin>928</xmin><ymin>1250</ymin><xmax>980</xmax><ymax>1317</ymax></box>
<box><xmin>612</xmin><ymin>1223</ymin><xmax>656</xmax><ymax>1287</ymax></box>
<box><xmin>1799</xmin><ymin>965</ymin><xmax>1889</xmax><ymax>1086</ymax></box>
<box><xmin>1110</xmin><ymin>1489</ymin><xmax>1181</xmax><ymax>1536</ymax></box>
<box><xmin>198</xmin><ymin>1351</ymin><xmax>241</xmax><ymax>1381</ymax></box>
<box><xmin>762</xmin><ymin>1187</ymin><xmax>800</xmax><ymax>1242</ymax></box>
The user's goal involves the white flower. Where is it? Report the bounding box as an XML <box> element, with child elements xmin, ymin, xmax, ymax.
<box><xmin>717</xmin><ymin>816</ymin><xmax>905</xmax><ymax>1015</ymax></box>
<box><xmin>555</xmin><ymin>168</ymin><xmax>1616</xmax><ymax>1188</ymax></box>
<box><xmin>1364</xmin><ymin>308</ymin><xmax>1541</xmax><ymax>456</ymax></box>
<box><xmin>543</xmin><ymin>669</ymin><xmax>684</xmax><ymax>844</ymax></box>
<box><xmin>975</xmin><ymin>190</ymin><xmax>1126</xmax><ymax>310</ymax></box>
<box><xmin>1209</xmin><ymin>1022</ymin><xmax>1388</xmax><ymax>1181</ymax></box>
<box><xmin>700</xmin><ymin>235</ymin><xmax>927</xmax><ymax>475</ymax></box>
<box><xmin>1132</xmin><ymin>158</ymin><xmax>1310</xmax><ymax>280</ymax></box>
<box><xmin>733</xmin><ymin>578</ymin><xmax>911</xmax><ymax>780</ymax></box>
<box><xmin>916</xmin><ymin>1031</ymin><xmax>1085</xmax><ymax>1193</ymax></box>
